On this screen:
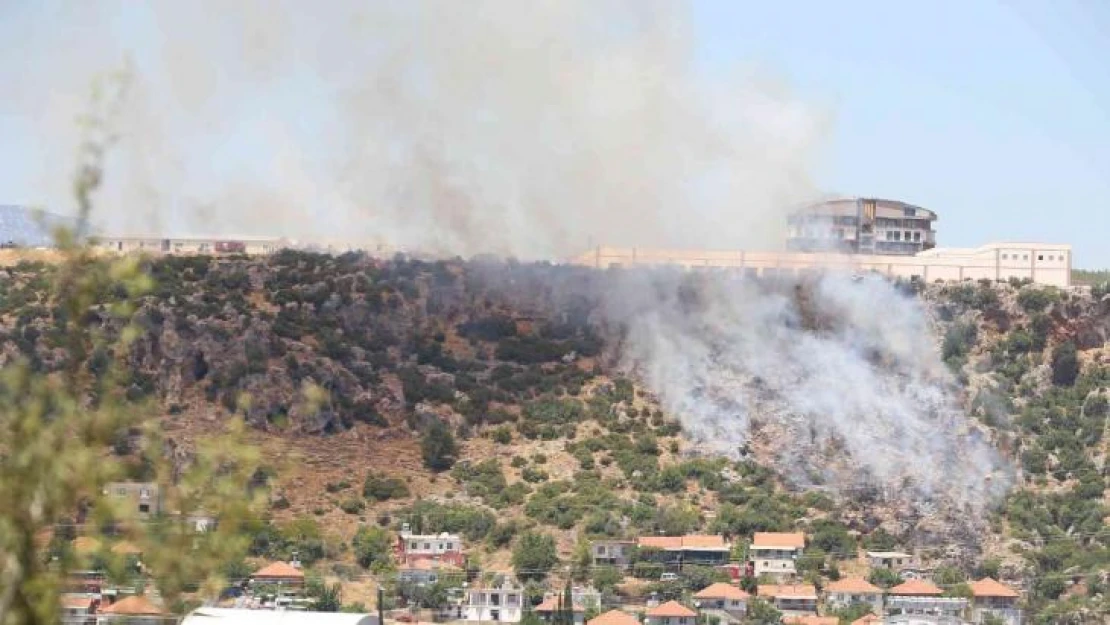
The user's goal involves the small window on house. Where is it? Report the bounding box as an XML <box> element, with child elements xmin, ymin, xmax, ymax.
<box><xmin>1001</xmin><ymin>254</ymin><xmax>1008</xmax><ymax>260</ymax></box>
<box><xmin>1038</xmin><ymin>255</ymin><xmax>1044</xmax><ymax>261</ymax></box>
<box><xmin>913</xmin><ymin>231</ymin><xmax>921</xmax><ymax>241</ymax></box>
<box><xmin>1023</xmin><ymin>254</ymin><xmax>1029</xmax><ymax>260</ymax></box>
<box><xmin>139</xmin><ymin>503</ymin><xmax>150</xmax><ymax>513</ymax></box>
<box><xmin>424</xmin><ymin>542</ymin><xmax>431</xmax><ymax>550</ymax></box>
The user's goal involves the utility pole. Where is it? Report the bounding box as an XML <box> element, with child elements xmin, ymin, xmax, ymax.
<box><xmin>378</xmin><ymin>586</ymin><xmax>385</xmax><ymax>625</ymax></box>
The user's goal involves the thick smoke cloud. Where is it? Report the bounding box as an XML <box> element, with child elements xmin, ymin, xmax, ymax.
<box><xmin>2</xmin><ymin>0</ymin><xmax>826</xmax><ymax>256</ymax></box>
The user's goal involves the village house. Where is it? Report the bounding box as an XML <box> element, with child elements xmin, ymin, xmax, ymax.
<box><xmin>756</xmin><ymin>584</ymin><xmax>818</xmax><ymax>615</ymax></box>
<box><xmin>967</xmin><ymin>578</ymin><xmax>1021</xmax><ymax>625</ymax></box>
<box><xmin>644</xmin><ymin>601</ymin><xmax>697</xmax><ymax>625</ymax></box>
<box><xmin>103</xmin><ymin>482</ymin><xmax>162</xmax><ymax>518</ymax></box>
<box><xmin>591</xmin><ymin>539</ymin><xmax>636</xmax><ymax>568</ymax></box>
<box><xmin>637</xmin><ymin>535</ymin><xmax>730</xmax><ymax>567</ymax></box>
<box><xmin>866</xmin><ymin>552</ymin><xmax>931</xmax><ymax>580</ymax></box>
<box><xmin>534</xmin><ymin>596</ymin><xmax>586</xmax><ymax>625</ymax></box>
<box><xmin>824</xmin><ymin>577</ymin><xmax>884</xmax><ymax>614</ymax></box>
<box><xmin>693</xmin><ymin>582</ymin><xmax>749</xmax><ymax>622</ymax></box>
<box><xmin>587</xmin><ymin>610</ymin><xmax>639</xmax><ymax>625</ymax></box>
<box><xmin>749</xmin><ymin>533</ymin><xmax>805</xmax><ymax>578</ymax></box>
<box><xmin>398</xmin><ymin>559</ymin><xmax>464</xmax><ymax>587</ymax></box>
<box><xmin>396</xmin><ymin>524</ymin><xmax>466</xmax><ymax>567</ymax></box>
<box><xmin>250</xmin><ymin>561</ymin><xmax>305</xmax><ymax>589</ymax></box>
<box><xmin>886</xmin><ymin>580</ymin><xmax>966</xmax><ymax>621</ymax></box>
<box><xmin>464</xmin><ymin>575</ymin><xmax>524</xmax><ymax>623</ymax></box>
<box><xmin>96</xmin><ymin>595</ymin><xmax>167</xmax><ymax>625</ymax></box>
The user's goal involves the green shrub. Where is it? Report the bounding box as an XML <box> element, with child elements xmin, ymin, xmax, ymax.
<box><xmin>421</xmin><ymin>420</ymin><xmax>459</xmax><ymax>471</ymax></box>
<box><xmin>1051</xmin><ymin>342</ymin><xmax>1080</xmax><ymax>386</ymax></box>
<box><xmin>363</xmin><ymin>473</ymin><xmax>410</xmax><ymax>501</ymax></box>
<box><xmin>339</xmin><ymin>498</ymin><xmax>365</xmax><ymax>514</ymax></box>
<box><xmin>512</xmin><ymin>531</ymin><xmax>558</xmax><ymax>581</ymax></box>
<box><xmin>491</xmin><ymin>426</ymin><xmax>513</xmax><ymax>444</ymax></box>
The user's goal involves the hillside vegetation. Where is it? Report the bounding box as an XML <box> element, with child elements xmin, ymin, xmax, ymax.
<box><xmin>0</xmin><ymin>252</ymin><xmax>1106</xmax><ymax>622</ymax></box>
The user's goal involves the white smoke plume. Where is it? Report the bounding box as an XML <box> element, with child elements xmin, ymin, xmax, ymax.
<box><xmin>601</xmin><ymin>269</ymin><xmax>1011</xmax><ymax>514</ymax></box>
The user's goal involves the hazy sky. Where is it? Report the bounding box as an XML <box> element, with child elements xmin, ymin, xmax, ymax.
<box><xmin>1</xmin><ymin>0</ymin><xmax>1108</xmax><ymax>266</ymax></box>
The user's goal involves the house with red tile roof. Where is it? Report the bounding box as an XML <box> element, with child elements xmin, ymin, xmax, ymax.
<box><xmin>825</xmin><ymin>577</ymin><xmax>883</xmax><ymax>613</ymax></box>
<box><xmin>62</xmin><ymin>595</ymin><xmax>99</xmax><ymax>625</ymax></box>
<box><xmin>749</xmin><ymin>533</ymin><xmax>805</xmax><ymax>579</ymax></box>
<box><xmin>756</xmin><ymin>584</ymin><xmax>818</xmax><ymax>615</ymax></box>
<box><xmin>250</xmin><ymin>561</ymin><xmax>305</xmax><ymax>587</ymax></box>
<box><xmin>96</xmin><ymin>595</ymin><xmax>166</xmax><ymax>625</ymax></box>
<box><xmin>644</xmin><ymin>601</ymin><xmax>696</xmax><ymax>625</ymax></box>
<box><xmin>637</xmin><ymin>535</ymin><xmax>731</xmax><ymax>566</ymax></box>
<box><xmin>693</xmin><ymin>582</ymin><xmax>749</xmax><ymax>620</ymax></box>
<box><xmin>968</xmin><ymin>578</ymin><xmax>1022</xmax><ymax>625</ymax></box>
<box><xmin>849</xmin><ymin>616</ymin><xmax>882</xmax><ymax>625</ymax></box>
<box><xmin>886</xmin><ymin>579</ymin><xmax>966</xmax><ymax>620</ymax></box>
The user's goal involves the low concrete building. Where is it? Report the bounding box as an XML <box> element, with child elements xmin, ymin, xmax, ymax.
<box><xmin>591</xmin><ymin>539</ymin><xmax>635</xmax><ymax>568</ymax></box>
<box><xmin>396</xmin><ymin>524</ymin><xmax>466</xmax><ymax>568</ymax></box>
<box><xmin>968</xmin><ymin>578</ymin><xmax>1021</xmax><ymax>625</ymax></box>
<box><xmin>570</xmin><ymin>241</ymin><xmax>1072</xmax><ymax>288</ymax></box>
<box><xmin>824</xmin><ymin>577</ymin><xmax>883</xmax><ymax>614</ymax></box>
<box><xmin>182</xmin><ymin>608</ymin><xmax>379</xmax><ymax>625</ymax></box>
<box><xmin>756</xmin><ymin>584</ymin><xmax>818</xmax><ymax>615</ymax></box>
<box><xmin>693</xmin><ymin>582</ymin><xmax>749</xmax><ymax>621</ymax></box>
<box><xmin>464</xmin><ymin>575</ymin><xmax>524</xmax><ymax>623</ymax></box>
<box><xmin>644</xmin><ymin>601</ymin><xmax>696</xmax><ymax>625</ymax></box>
<box><xmin>783</xmin><ymin>617</ymin><xmax>839</xmax><ymax>625</ymax></box>
<box><xmin>95</xmin><ymin>236</ymin><xmax>288</xmax><ymax>256</ymax></box>
<box><xmin>103</xmin><ymin>482</ymin><xmax>162</xmax><ymax>518</ymax></box>
<box><xmin>398</xmin><ymin>559</ymin><xmax>464</xmax><ymax>586</ymax></box>
<box><xmin>749</xmin><ymin>532</ymin><xmax>805</xmax><ymax>578</ymax></box>
<box><xmin>866</xmin><ymin>552</ymin><xmax>914</xmax><ymax>572</ymax></box>
<box><xmin>886</xmin><ymin>580</ymin><xmax>966</xmax><ymax>621</ymax></box>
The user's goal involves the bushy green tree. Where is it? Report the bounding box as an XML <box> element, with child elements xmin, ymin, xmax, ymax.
<box><xmin>1051</xmin><ymin>342</ymin><xmax>1080</xmax><ymax>386</ymax></box>
<box><xmin>352</xmin><ymin>525</ymin><xmax>393</xmax><ymax>572</ymax></box>
<box><xmin>422</xmin><ymin>419</ymin><xmax>459</xmax><ymax>471</ymax></box>
<box><xmin>513</xmin><ymin>531</ymin><xmax>559</xmax><ymax>581</ymax></box>
<box><xmin>743</xmin><ymin>598</ymin><xmax>782</xmax><ymax>624</ymax></box>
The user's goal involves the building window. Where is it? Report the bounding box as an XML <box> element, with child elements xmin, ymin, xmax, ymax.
<box><xmin>1001</xmin><ymin>254</ymin><xmax>1008</xmax><ymax>260</ymax></box>
<box><xmin>903</xmin><ymin>207</ymin><xmax>915</xmax><ymax>217</ymax></box>
<box><xmin>913</xmin><ymin>231</ymin><xmax>921</xmax><ymax>241</ymax></box>
<box><xmin>139</xmin><ymin>504</ymin><xmax>150</xmax><ymax>513</ymax></box>
<box><xmin>1038</xmin><ymin>255</ymin><xmax>1044</xmax><ymax>261</ymax></box>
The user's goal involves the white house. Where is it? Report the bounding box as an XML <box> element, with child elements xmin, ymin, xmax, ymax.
<box><xmin>693</xmin><ymin>582</ymin><xmax>749</xmax><ymax>621</ymax></box>
<box><xmin>534</xmin><ymin>596</ymin><xmax>586</xmax><ymax>625</ymax></box>
<box><xmin>396</xmin><ymin>524</ymin><xmax>466</xmax><ymax>567</ymax></box>
<box><xmin>644</xmin><ymin>601</ymin><xmax>696</xmax><ymax>625</ymax></box>
<box><xmin>749</xmin><ymin>532</ymin><xmax>805</xmax><ymax>578</ymax></box>
<box><xmin>886</xmin><ymin>580</ymin><xmax>966</xmax><ymax>621</ymax></box>
<box><xmin>464</xmin><ymin>576</ymin><xmax>524</xmax><ymax>623</ymax></box>
<box><xmin>756</xmin><ymin>585</ymin><xmax>818</xmax><ymax>616</ymax></box>
<box><xmin>824</xmin><ymin>577</ymin><xmax>883</xmax><ymax>614</ymax></box>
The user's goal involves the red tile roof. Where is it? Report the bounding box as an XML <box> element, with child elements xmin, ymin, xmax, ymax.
<box><xmin>535</xmin><ymin>597</ymin><xmax>585</xmax><ymax>613</ymax></box>
<box><xmin>61</xmin><ymin>596</ymin><xmax>96</xmax><ymax>610</ymax></box>
<box><xmin>850</xmin><ymin>616</ymin><xmax>883</xmax><ymax>625</ymax></box>
<box><xmin>252</xmin><ymin>561</ymin><xmax>305</xmax><ymax>579</ymax></box>
<box><xmin>757</xmin><ymin>584</ymin><xmax>818</xmax><ymax>599</ymax></box>
<box><xmin>825</xmin><ymin>577</ymin><xmax>882</xmax><ymax>594</ymax></box>
<box><xmin>99</xmin><ymin>596</ymin><xmax>164</xmax><ymax>615</ymax></box>
<box><xmin>751</xmin><ymin>532</ymin><xmax>805</xmax><ymax>549</ymax></box>
<box><xmin>588</xmin><ymin>611</ymin><xmax>640</xmax><ymax>625</ymax></box>
<box><xmin>694</xmin><ymin>583</ymin><xmax>750</xmax><ymax>600</ymax></box>
<box><xmin>968</xmin><ymin>578</ymin><xmax>1019</xmax><ymax>598</ymax></box>
<box><xmin>889</xmin><ymin>579</ymin><xmax>942</xmax><ymax>596</ymax></box>
<box><xmin>646</xmin><ymin>601</ymin><xmax>696</xmax><ymax>618</ymax></box>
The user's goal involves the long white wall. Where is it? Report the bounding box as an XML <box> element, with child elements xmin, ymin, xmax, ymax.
<box><xmin>569</xmin><ymin>242</ymin><xmax>1072</xmax><ymax>288</ymax></box>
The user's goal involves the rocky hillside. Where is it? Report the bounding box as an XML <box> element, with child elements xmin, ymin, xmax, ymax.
<box><xmin>0</xmin><ymin>251</ymin><xmax>1106</xmax><ymax>621</ymax></box>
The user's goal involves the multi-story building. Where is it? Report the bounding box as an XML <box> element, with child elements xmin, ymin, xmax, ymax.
<box><xmin>637</xmin><ymin>535</ymin><xmax>730</xmax><ymax>567</ymax></box>
<box><xmin>398</xmin><ymin>559</ymin><xmax>465</xmax><ymax>587</ymax></box>
<box><xmin>787</xmin><ymin>198</ymin><xmax>937</xmax><ymax>256</ymax></box>
<box><xmin>967</xmin><ymin>578</ymin><xmax>1021</xmax><ymax>625</ymax></box>
<box><xmin>94</xmin><ymin>236</ymin><xmax>288</xmax><ymax>256</ymax></box>
<box><xmin>591</xmin><ymin>539</ymin><xmax>635</xmax><ymax>568</ymax></box>
<box><xmin>103</xmin><ymin>483</ymin><xmax>162</xmax><ymax>518</ymax></box>
<box><xmin>824</xmin><ymin>577</ymin><xmax>883</xmax><ymax>614</ymax></box>
<box><xmin>464</xmin><ymin>575</ymin><xmax>524</xmax><ymax>623</ymax></box>
<box><xmin>748</xmin><ymin>532</ymin><xmax>805</xmax><ymax>578</ymax></box>
<box><xmin>755</xmin><ymin>584</ymin><xmax>818</xmax><ymax>615</ymax></box>
<box><xmin>395</xmin><ymin>524</ymin><xmax>466</xmax><ymax>567</ymax></box>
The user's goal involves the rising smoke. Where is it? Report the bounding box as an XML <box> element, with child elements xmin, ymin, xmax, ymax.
<box><xmin>5</xmin><ymin>1</ymin><xmax>1010</xmax><ymax>514</ymax></box>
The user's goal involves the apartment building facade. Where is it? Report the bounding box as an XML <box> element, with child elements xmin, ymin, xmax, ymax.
<box><xmin>748</xmin><ymin>532</ymin><xmax>805</xmax><ymax>578</ymax></box>
<box><xmin>464</xmin><ymin>577</ymin><xmax>524</xmax><ymax>623</ymax></box>
<box><xmin>787</xmin><ymin>198</ymin><xmax>937</xmax><ymax>256</ymax></box>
